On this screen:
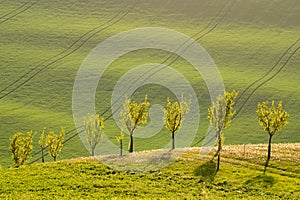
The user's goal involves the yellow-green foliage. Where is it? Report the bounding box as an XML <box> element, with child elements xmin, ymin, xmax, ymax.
<box><xmin>208</xmin><ymin>90</ymin><xmax>238</xmax><ymax>171</ymax></box>
<box><xmin>116</xmin><ymin>129</ymin><xmax>125</xmax><ymax>156</ymax></box>
<box><xmin>84</xmin><ymin>114</ymin><xmax>104</xmax><ymax>156</ymax></box>
<box><xmin>121</xmin><ymin>95</ymin><xmax>150</xmax><ymax>134</ymax></box>
<box><xmin>9</xmin><ymin>131</ymin><xmax>33</xmax><ymax>167</ymax></box>
<box><xmin>47</xmin><ymin>128</ymin><xmax>65</xmax><ymax>161</ymax></box>
<box><xmin>208</xmin><ymin>91</ymin><xmax>238</xmax><ymax>134</ymax></box>
<box><xmin>163</xmin><ymin>97</ymin><xmax>190</xmax><ymax>134</ymax></box>
<box><xmin>38</xmin><ymin>128</ymin><xmax>48</xmax><ymax>163</ymax></box>
<box><xmin>39</xmin><ymin>128</ymin><xmax>48</xmax><ymax>150</ymax></box>
<box><xmin>257</xmin><ymin>101</ymin><xmax>289</xmax><ymax>135</ymax></box>
<box><xmin>163</xmin><ymin>96</ymin><xmax>190</xmax><ymax>149</ymax></box>
<box><xmin>115</xmin><ymin>129</ymin><xmax>125</xmax><ymax>143</ymax></box>
<box><xmin>121</xmin><ymin>95</ymin><xmax>150</xmax><ymax>152</ymax></box>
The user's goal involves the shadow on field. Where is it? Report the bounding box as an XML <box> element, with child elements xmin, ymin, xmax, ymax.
<box><xmin>245</xmin><ymin>175</ymin><xmax>276</xmax><ymax>188</ymax></box>
<box><xmin>193</xmin><ymin>160</ymin><xmax>217</xmax><ymax>182</ymax></box>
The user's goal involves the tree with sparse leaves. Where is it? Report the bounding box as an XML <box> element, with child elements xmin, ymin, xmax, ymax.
<box><xmin>163</xmin><ymin>97</ymin><xmax>190</xmax><ymax>150</ymax></box>
<box><xmin>121</xmin><ymin>95</ymin><xmax>150</xmax><ymax>153</ymax></box>
<box><xmin>84</xmin><ymin>114</ymin><xmax>104</xmax><ymax>156</ymax></box>
<box><xmin>47</xmin><ymin>128</ymin><xmax>65</xmax><ymax>161</ymax></box>
<box><xmin>208</xmin><ymin>90</ymin><xmax>238</xmax><ymax>172</ymax></box>
<box><xmin>257</xmin><ymin>100</ymin><xmax>289</xmax><ymax>173</ymax></box>
<box><xmin>39</xmin><ymin>128</ymin><xmax>48</xmax><ymax>163</ymax></box>
<box><xmin>116</xmin><ymin>129</ymin><xmax>125</xmax><ymax>156</ymax></box>
<box><xmin>9</xmin><ymin>131</ymin><xmax>33</xmax><ymax>167</ymax></box>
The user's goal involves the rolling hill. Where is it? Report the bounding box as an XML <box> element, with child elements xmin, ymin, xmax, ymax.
<box><xmin>0</xmin><ymin>144</ymin><xmax>299</xmax><ymax>199</ymax></box>
<box><xmin>0</xmin><ymin>0</ymin><xmax>299</xmax><ymax>167</ymax></box>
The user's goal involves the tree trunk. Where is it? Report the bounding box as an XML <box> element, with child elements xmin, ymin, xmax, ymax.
<box><xmin>120</xmin><ymin>140</ymin><xmax>123</xmax><ymax>156</ymax></box>
<box><xmin>172</xmin><ymin>131</ymin><xmax>175</xmax><ymax>150</ymax></box>
<box><xmin>217</xmin><ymin>153</ymin><xmax>220</xmax><ymax>172</ymax></box>
<box><xmin>264</xmin><ymin>134</ymin><xmax>273</xmax><ymax>174</ymax></box>
<box><xmin>216</xmin><ymin>134</ymin><xmax>222</xmax><ymax>172</ymax></box>
<box><xmin>267</xmin><ymin>134</ymin><xmax>272</xmax><ymax>161</ymax></box>
<box><xmin>91</xmin><ymin>147</ymin><xmax>95</xmax><ymax>156</ymax></box>
<box><xmin>54</xmin><ymin>156</ymin><xmax>56</xmax><ymax>162</ymax></box>
<box><xmin>41</xmin><ymin>148</ymin><xmax>44</xmax><ymax>163</ymax></box>
<box><xmin>129</xmin><ymin>134</ymin><xmax>133</xmax><ymax>153</ymax></box>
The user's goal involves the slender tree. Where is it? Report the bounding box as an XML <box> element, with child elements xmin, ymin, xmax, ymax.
<box><xmin>9</xmin><ymin>131</ymin><xmax>33</xmax><ymax>167</ymax></box>
<box><xmin>47</xmin><ymin>128</ymin><xmax>65</xmax><ymax>161</ymax></box>
<box><xmin>121</xmin><ymin>95</ymin><xmax>150</xmax><ymax>153</ymax></box>
<box><xmin>84</xmin><ymin>114</ymin><xmax>104</xmax><ymax>156</ymax></box>
<box><xmin>163</xmin><ymin>97</ymin><xmax>190</xmax><ymax>150</ymax></box>
<box><xmin>39</xmin><ymin>128</ymin><xmax>48</xmax><ymax>163</ymax></box>
<box><xmin>208</xmin><ymin>90</ymin><xmax>238</xmax><ymax>172</ymax></box>
<box><xmin>116</xmin><ymin>129</ymin><xmax>125</xmax><ymax>156</ymax></box>
<box><xmin>257</xmin><ymin>100</ymin><xmax>289</xmax><ymax>173</ymax></box>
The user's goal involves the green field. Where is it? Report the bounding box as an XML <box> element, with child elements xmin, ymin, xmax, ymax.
<box><xmin>0</xmin><ymin>144</ymin><xmax>299</xmax><ymax>199</ymax></box>
<box><xmin>0</xmin><ymin>0</ymin><xmax>300</xmax><ymax>168</ymax></box>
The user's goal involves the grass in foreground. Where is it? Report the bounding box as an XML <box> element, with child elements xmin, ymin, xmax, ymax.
<box><xmin>0</xmin><ymin>143</ymin><xmax>299</xmax><ymax>199</ymax></box>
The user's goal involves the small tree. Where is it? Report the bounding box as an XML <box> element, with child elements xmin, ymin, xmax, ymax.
<box><xmin>9</xmin><ymin>131</ymin><xmax>33</xmax><ymax>167</ymax></box>
<box><xmin>257</xmin><ymin>100</ymin><xmax>289</xmax><ymax>173</ymax></box>
<box><xmin>47</xmin><ymin>128</ymin><xmax>65</xmax><ymax>161</ymax></box>
<box><xmin>39</xmin><ymin>128</ymin><xmax>48</xmax><ymax>163</ymax></box>
<box><xmin>84</xmin><ymin>114</ymin><xmax>104</xmax><ymax>156</ymax></box>
<box><xmin>208</xmin><ymin>90</ymin><xmax>238</xmax><ymax>172</ymax></box>
<box><xmin>163</xmin><ymin>97</ymin><xmax>190</xmax><ymax>150</ymax></box>
<box><xmin>116</xmin><ymin>129</ymin><xmax>125</xmax><ymax>156</ymax></box>
<box><xmin>121</xmin><ymin>95</ymin><xmax>150</xmax><ymax>153</ymax></box>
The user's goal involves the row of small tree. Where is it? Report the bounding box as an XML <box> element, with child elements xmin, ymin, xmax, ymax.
<box><xmin>9</xmin><ymin>91</ymin><xmax>289</xmax><ymax>172</ymax></box>
<box><xmin>208</xmin><ymin>91</ymin><xmax>289</xmax><ymax>173</ymax></box>
<box><xmin>84</xmin><ymin>95</ymin><xmax>191</xmax><ymax>156</ymax></box>
<box><xmin>85</xmin><ymin>91</ymin><xmax>289</xmax><ymax>173</ymax></box>
<box><xmin>9</xmin><ymin>128</ymin><xmax>65</xmax><ymax>167</ymax></box>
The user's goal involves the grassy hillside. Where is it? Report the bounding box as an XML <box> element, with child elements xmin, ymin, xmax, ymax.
<box><xmin>0</xmin><ymin>0</ymin><xmax>299</xmax><ymax>167</ymax></box>
<box><xmin>0</xmin><ymin>144</ymin><xmax>299</xmax><ymax>199</ymax></box>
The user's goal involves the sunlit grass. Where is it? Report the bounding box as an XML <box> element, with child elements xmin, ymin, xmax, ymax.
<box><xmin>0</xmin><ymin>144</ymin><xmax>299</xmax><ymax>199</ymax></box>
<box><xmin>0</xmin><ymin>0</ymin><xmax>299</xmax><ymax>168</ymax></box>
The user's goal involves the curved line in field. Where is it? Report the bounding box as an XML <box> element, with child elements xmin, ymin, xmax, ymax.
<box><xmin>0</xmin><ymin>0</ymin><xmax>35</xmax><ymax>20</ymax></box>
<box><xmin>42</xmin><ymin>0</ymin><xmax>237</xmax><ymax>159</ymax></box>
<box><xmin>27</xmin><ymin>0</ymin><xmax>298</xmax><ymax>163</ymax></box>
<box><xmin>24</xmin><ymin>0</ymin><xmax>141</xmax><ymax>164</ymax></box>
<box><xmin>235</xmin><ymin>38</ymin><xmax>300</xmax><ymax>104</ymax></box>
<box><xmin>0</xmin><ymin>0</ymin><xmax>40</xmax><ymax>25</ymax></box>
<box><xmin>0</xmin><ymin>0</ymin><xmax>141</xmax><ymax>99</ymax></box>
<box><xmin>105</xmin><ymin>0</ymin><xmax>236</xmax><ymax>146</ymax></box>
<box><xmin>194</xmin><ymin>42</ymin><xmax>300</xmax><ymax>147</ymax></box>
<box><xmin>234</xmin><ymin>44</ymin><xmax>299</xmax><ymax>118</ymax></box>
<box><xmin>101</xmin><ymin>0</ymin><xmax>237</xmax><ymax>120</ymax></box>
<box><xmin>0</xmin><ymin>6</ymin><xmax>126</xmax><ymax>94</ymax></box>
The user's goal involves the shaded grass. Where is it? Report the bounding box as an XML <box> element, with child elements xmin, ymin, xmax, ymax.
<box><xmin>0</xmin><ymin>144</ymin><xmax>299</xmax><ymax>199</ymax></box>
<box><xmin>0</xmin><ymin>0</ymin><xmax>299</xmax><ymax>167</ymax></box>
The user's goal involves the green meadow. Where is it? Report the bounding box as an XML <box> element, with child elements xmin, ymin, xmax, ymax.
<box><xmin>0</xmin><ymin>144</ymin><xmax>299</xmax><ymax>199</ymax></box>
<box><xmin>0</xmin><ymin>0</ymin><xmax>299</xmax><ymax>169</ymax></box>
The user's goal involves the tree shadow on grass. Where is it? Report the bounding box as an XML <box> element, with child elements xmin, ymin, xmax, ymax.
<box><xmin>194</xmin><ymin>160</ymin><xmax>217</xmax><ymax>182</ymax></box>
<box><xmin>245</xmin><ymin>174</ymin><xmax>276</xmax><ymax>188</ymax></box>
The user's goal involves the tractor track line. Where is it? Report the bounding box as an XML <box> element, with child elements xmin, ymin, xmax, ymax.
<box><xmin>0</xmin><ymin>0</ymin><xmax>141</xmax><ymax>99</ymax></box>
<box><xmin>193</xmin><ymin>39</ymin><xmax>300</xmax><ymax>146</ymax></box>
<box><xmin>101</xmin><ymin>0</ymin><xmax>236</xmax><ymax>120</ymax></box>
<box><xmin>0</xmin><ymin>2</ymin><xmax>131</xmax><ymax>94</ymax></box>
<box><xmin>234</xmin><ymin>45</ymin><xmax>300</xmax><ymax>118</ymax></box>
<box><xmin>24</xmin><ymin>0</ymin><xmax>142</xmax><ymax>163</ymax></box>
<box><xmin>44</xmin><ymin>0</ymin><xmax>236</xmax><ymax>159</ymax></box>
<box><xmin>235</xmin><ymin>38</ymin><xmax>300</xmax><ymax>104</ymax></box>
<box><xmin>0</xmin><ymin>0</ymin><xmax>40</xmax><ymax>25</ymax></box>
<box><xmin>39</xmin><ymin>0</ymin><xmax>237</xmax><ymax>162</ymax></box>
